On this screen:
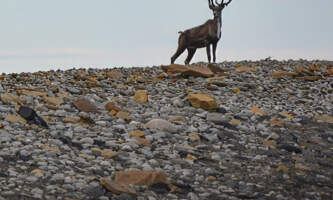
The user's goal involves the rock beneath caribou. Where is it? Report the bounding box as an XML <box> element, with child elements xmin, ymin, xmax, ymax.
<box><xmin>73</xmin><ymin>97</ymin><xmax>100</xmax><ymax>113</ymax></box>
<box><xmin>145</xmin><ymin>119</ymin><xmax>178</xmax><ymax>133</ymax></box>
<box><xmin>162</xmin><ymin>64</ymin><xmax>213</xmax><ymax>78</ymax></box>
<box><xmin>188</xmin><ymin>93</ymin><xmax>219</xmax><ymax>111</ymax></box>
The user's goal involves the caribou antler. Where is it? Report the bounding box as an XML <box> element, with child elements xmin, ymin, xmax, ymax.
<box><xmin>208</xmin><ymin>0</ymin><xmax>215</xmax><ymax>9</ymax></box>
<box><xmin>209</xmin><ymin>0</ymin><xmax>232</xmax><ymax>9</ymax></box>
<box><xmin>224</xmin><ymin>0</ymin><xmax>232</xmax><ymax>6</ymax></box>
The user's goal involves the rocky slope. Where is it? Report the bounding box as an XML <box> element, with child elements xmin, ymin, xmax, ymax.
<box><xmin>0</xmin><ymin>59</ymin><xmax>333</xmax><ymax>200</ymax></box>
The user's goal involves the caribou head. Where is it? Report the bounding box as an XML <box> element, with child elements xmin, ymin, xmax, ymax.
<box><xmin>171</xmin><ymin>0</ymin><xmax>233</xmax><ymax>65</ymax></box>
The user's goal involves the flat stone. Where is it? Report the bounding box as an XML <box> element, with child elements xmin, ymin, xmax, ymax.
<box><xmin>115</xmin><ymin>171</ymin><xmax>171</xmax><ymax>186</ymax></box>
<box><xmin>5</xmin><ymin>114</ymin><xmax>27</xmax><ymax>124</ymax></box>
<box><xmin>133</xmin><ymin>90</ymin><xmax>148</xmax><ymax>103</ymax></box>
<box><xmin>43</xmin><ymin>96</ymin><xmax>63</xmax><ymax>106</ymax></box>
<box><xmin>74</xmin><ymin>97</ymin><xmax>100</xmax><ymax>113</ymax></box>
<box><xmin>145</xmin><ymin>119</ymin><xmax>178</xmax><ymax>133</ymax></box>
<box><xmin>188</xmin><ymin>93</ymin><xmax>219</xmax><ymax>111</ymax></box>
<box><xmin>100</xmin><ymin>178</ymin><xmax>136</xmax><ymax>196</ymax></box>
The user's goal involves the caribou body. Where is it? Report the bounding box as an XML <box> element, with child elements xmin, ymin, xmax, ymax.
<box><xmin>171</xmin><ymin>0</ymin><xmax>232</xmax><ymax>65</ymax></box>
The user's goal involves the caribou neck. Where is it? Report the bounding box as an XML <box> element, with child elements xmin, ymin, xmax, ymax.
<box><xmin>214</xmin><ymin>14</ymin><xmax>222</xmax><ymax>39</ymax></box>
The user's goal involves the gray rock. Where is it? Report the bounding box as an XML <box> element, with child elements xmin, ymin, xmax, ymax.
<box><xmin>145</xmin><ymin>119</ymin><xmax>178</xmax><ymax>133</ymax></box>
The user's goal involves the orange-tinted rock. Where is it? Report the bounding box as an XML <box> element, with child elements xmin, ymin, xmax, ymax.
<box><xmin>271</xmin><ymin>72</ymin><xmax>298</xmax><ymax>78</ymax></box>
<box><xmin>40</xmin><ymin>145</ymin><xmax>60</xmax><ymax>153</ymax></box>
<box><xmin>115</xmin><ymin>171</ymin><xmax>171</xmax><ymax>186</ymax></box>
<box><xmin>63</xmin><ymin>117</ymin><xmax>79</xmax><ymax>123</ymax></box>
<box><xmin>133</xmin><ymin>90</ymin><xmax>148</xmax><ymax>103</ymax></box>
<box><xmin>100</xmin><ymin>178</ymin><xmax>136</xmax><ymax>196</ymax></box>
<box><xmin>105</xmin><ymin>102</ymin><xmax>121</xmax><ymax>112</ymax></box>
<box><xmin>129</xmin><ymin>130</ymin><xmax>145</xmax><ymax>137</ymax></box>
<box><xmin>43</xmin><ymin>96</ymin><xmax>63</xmax><ymax>106</ymax></box>
<box><xmin>0</xmin><ymin>93</ymin><xmax>25</xmax><ymax>104</ymax></box>
<box><xmin>235</xmin><ymin>66</ymin><xmax>256</xmax><ymax>73</ymax></box>
<box><xmin>168</xmin><ymin>116</ymin><xmax>187</xmax><ymax>123</ymax></box>
<box><xmin>207</xmin><ymin>63</ymin><xmax>226</xmax><ymax>73</ymax></box>
<box><xmin>188</xmin><ymin>93</ymin><xmax>219</xmax><ymax>111</ymax></box>
<box><xmin>19</xmin><ymin>90</ymin><xmax>47</xmax><ymax>97</ymax></box>
<box><xmin>107</xmin><ymin>71</ymin><xmax>124</xmax><ymax>80</ymax></box>
<box><xmin>116</xmin><ymin>111</ymin><xmax>132</xmax><ymax>121</ymax></box>
<box><xmin>74</xmin><ymin>97</ymin><xmax>100</xmax><ymax>113</ymax></box>
<box><xmin>161</xmin><ymin>64</ymin><xmax>188</xmax><ymax>74</ymax></box>
<box><xmin>182</xmin><ymin>66</ymin><xmax>214</xmax><ymax>78</ymax></box>
<box><xmin>5</xmin><ymin>114</ymin><xmax>27</xmax><ymax>124</ymax></box>
<box><xmin>162</xmin><ymin>64</ymin><xmax>213</xmax><ymax>78</ymax></box>
<box><xmin>251</xmin><ymin>106</ymin><xmax>266</xmax><ymax>116</ymax></box>
<box><xmin>314</xmin><ymin>115</ymin><xmax>333</xmax><ymax>123</ymax></box>
<box><xmin>135</xmin><ymin>137</ymin><xmax>152</xmax><ymax>147</ymax></box>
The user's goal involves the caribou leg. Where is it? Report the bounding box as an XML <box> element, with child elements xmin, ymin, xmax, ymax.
<box><xmin>206</xmin><ymin>45</ymin><xmax>211</xmax><ymax>63</ymax></box>
<box><xmin>212</xmin><ymin>42</ymin><xmax>217</xmax><ymax>63</ymax></box>
<box><xmin>171</xmin><ymin>46</ymin><xmax>186</xmax><ymax>64</ymax></box>
<box><xmin>185</xmin><ymin>48</ymin><xmax>197</xmax><ymax>65</ymax></box>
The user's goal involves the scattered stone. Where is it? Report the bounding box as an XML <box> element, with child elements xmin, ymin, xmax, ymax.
<box><xmin>129</xmin><ymin>130</ymin><xmax>145</xmax><ymax>137</ymax></box>
<box><xmin>0</xmin><ymin>93</ymin><xmax>24</xmax><ymax>104</ymax></box>
<box><xmin>133</xmin><ymin>90</ymin><xmax>148</xmax><ymax>103</ymax></box>
<box><xmin>100</xmin><ymin>178</ymin><xmax>136</xmax><ymax>196</ymax></box>
<box><xmin>251</xmin><ymin>106</ymin><xmax>266</xmax><ymax>116</ymax></box>
<box><xmin>43</xmin><ymin>96</ymin><xmax>63</xmax><ymax>106</ymax></box>
<box><xmin>188</xmin><ymin>93</ymin><xmax>219</xmax><ymax>111</ymax></box>
<box><xmin>145</xmin><ymin>119</ymin><xmax>178</xmax><ymax>133</ymax></box>
<box><xmin>74</xmin><ymin>97</ymin><xmax>100</xmax><ymax>113</ymax></box>
<box><xmin>115</xmin><ymin>171</ymin><xmax>171</xmax><ymax>186</ymax></box>
<box><xmin>235</xmin><ymin>66</ymin><xmax>256</xmax><ymax>73</ymax></box>
<box><xmin>116</xmin><ymin>111</ymin><xmax>132</xmax><ymax>121</ymax></box>
<box><xmin>314</xmin><ymin>115</ymin><xmax>333</xmax><ymax>123</ymax></box>
<box><xmin>105</xmin><ymin>102</ymin><xmax>121</xmax><ymax>112</ymax></box>
<box><xmin>5</xmin><ymin>114</ymin><xmax>27</xmax><ymax>124</ymax></box>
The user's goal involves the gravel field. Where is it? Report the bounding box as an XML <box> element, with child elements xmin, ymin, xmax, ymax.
<box><xmin>0</xmin><ymin>59</ymin><xmax>333</xmax><ymax>200</ymax></box>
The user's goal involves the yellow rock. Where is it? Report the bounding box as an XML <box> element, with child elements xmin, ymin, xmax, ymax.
<box><xmin>232</xmin><ymin>88</ymin><xmax>241</xmax><ymax>94</ymax></box>
<box><xmin>5</xmin><ymin>114</ymin><xmax>27</xmax><ymax>124</ymax></box>
<box><xmin>63</xmin><ymin>117</ymin><xmax>79</xmax><ymax>123</ymax></box>
<box><xmin>279</xmin><ymin>112</ymin><xmax>295</xmax><ymax>119</ymax></box>
<box><xmin>230</xmin><ymin>118</ymin><xmax>241</xmax><ymax>126</ymax></box>
<box><xmin>31</xmin><ymin>169</ymin><xmax>44</xmax><ymax>175</ymax></box>
<box><xmin>101</xmin><ymin>149</ymin><xmax>117</xmax><ymax>159</ymax></box>
<box><xmin>129</xmin><ymin>130</ymin><xmax>145</xmax><ymax>137</ymax></box>
<box><xmin>251</xmin><ymin>106</ymin><xmax>266</xmax><ymax>116</ymax></box>
<box><xmin>40</xmin><ymin>145</ymin><xmax>60</xmax><ymax>153</ymax></box>
<box><xmin>79</xmin><ymin>154</ymin><xmax>95</xmax><ymax>160</ymax></box>
<box><xmin>168</xmin><ymin>116</ymin><xmax>187</xmax><ymax>123</ymax></box>
<box><xmin>43</xmin><ymin>96</ymin><xmax>63</xmax><ymax>106</ymax></box>
<box><xmin>0</xmin><ymin>93</ymin><xmax>24</xmax><ymax>104</ymax></box>
<box><xmin>186</xmin><ymin>154</ymin><xmax>197</xmax><ymax>160</ymax></box>
<box><xmin>133</xmin><ymin>90</ymin><xmax>148</xmax><ymax>103</ymax></box>
<box><xmin>116</xmin><ymin>111</ymin><xmax>132</xmax><ymax>121</ymax></box>
<box><xmin>19</xmin><ymin>90</ymin><xmax>47</xmax><ymax>97</ymax></box>
<box><xmin>188</xmin><ymin>133</ymin><xmax>200</xmax><ymax>141</ymax></box>
<box><xmin>314</xmin><ymin>115</ymin><xmax>333</xmax><ymax>123</ymax></box>
<box><xmin>235</xmin><ymin>66</ymin><xmax>256</xmax><ymax>73</ymax></box>
<box><xmin>188</xmin><ymin>93</ymin><xmax>219</xmax><ymax>111</ymax></box>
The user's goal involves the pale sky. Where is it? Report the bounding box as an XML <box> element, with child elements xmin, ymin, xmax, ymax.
<box><xmin>1</xmin><ymin>0</ymin><xmax>332</xmax><ymax>73</ymax></box>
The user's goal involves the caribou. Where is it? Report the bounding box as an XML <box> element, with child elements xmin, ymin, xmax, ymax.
<box><xmin>171</xmin><ymin>0</ymin><xmax>232</xmax><ymax>65</ymax></box>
